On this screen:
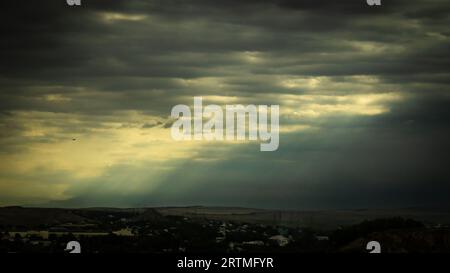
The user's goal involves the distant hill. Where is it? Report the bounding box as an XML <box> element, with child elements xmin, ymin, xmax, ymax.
<box><xmin>1</xmin><ymin>206</ymin><xmax>450</xmax><ymax>230</ymax></box>
<box><xmin>0</xmin><ymin>206</ymin><xmax>163</xmax><ymax>228</ymax></box>
<box><xmin>129</xmin><ymin>208</ymin><xmax>164</xmax><ymax>222</ymax></box>
<box><xmin>0</xmin><ymin>207</ymin><xmax>90</xmax><ymax>227</ymax></box>
<box><xmin>154</xmin><ymin>206</ymin><xmax>450</xmax><ymax>230</ymax></box>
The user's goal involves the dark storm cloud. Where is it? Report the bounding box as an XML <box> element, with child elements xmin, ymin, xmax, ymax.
<box><xmin>1</xmin><ymin>0</ymin><xmax>450</xmax><ymax>208</ymax></box>
<box><xmin>3</xmin><ymin>0</ymin><xmax>449</xmax><ymax>81</ymax></box>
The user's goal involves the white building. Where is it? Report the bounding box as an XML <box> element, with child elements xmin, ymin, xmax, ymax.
<box><xmin>269</xmin><ymin>235</ymin><xmax>290</xmax><ymax>247</ymax></box>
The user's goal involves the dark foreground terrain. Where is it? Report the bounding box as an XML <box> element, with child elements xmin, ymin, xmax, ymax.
<box><xmin>1</xmin><ymin>206</ymin><xmax>450</xmax><ymax>253</ymax></box>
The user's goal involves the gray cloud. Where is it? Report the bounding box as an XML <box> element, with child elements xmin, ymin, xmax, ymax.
<box><xmin>1</xmin><ymin>0</ymin><xmax>449</xmax><ymax>208</ymax></box>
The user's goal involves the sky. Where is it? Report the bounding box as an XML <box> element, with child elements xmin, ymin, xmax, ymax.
<box><xmin>0</xmin><ymin>0</ymin><xmax>449</xmax><ymax>209</ymax></box>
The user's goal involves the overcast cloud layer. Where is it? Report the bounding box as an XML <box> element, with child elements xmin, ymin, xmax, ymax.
<box><xmin>0</xmin><ymin>0</ymin><xmax>449</xmax><ymax>209</ymax></box>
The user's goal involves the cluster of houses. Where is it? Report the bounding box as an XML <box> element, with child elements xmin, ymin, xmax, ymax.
<box><xmin>211</xmin><ymin>220</ymin><xmax>331</xmax><ymax>251</ymax></box>
<box><xmin>2</xmin><ymin>227</ymin><xmax>135</xmax><ymax>243</ymax></box>
<box><xmin>213</xmin><ymin>221</ymin><xmax>299</xmax><ymax>250</ymax></box>
<box><xmin>1</xmin><ymin>217</ymin><xmax>330</xmax><ymax>252</ymax></box>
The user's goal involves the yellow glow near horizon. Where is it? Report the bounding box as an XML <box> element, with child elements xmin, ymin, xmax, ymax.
<box><xmin>0</xmin><ymin>90</ymin><xmax>406</xmax><ymax>205</ymax></box>
<box><xmin>99</xmin><ymin>12</ymin><xmax>148</xmax><ymax>22</ymax></box>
